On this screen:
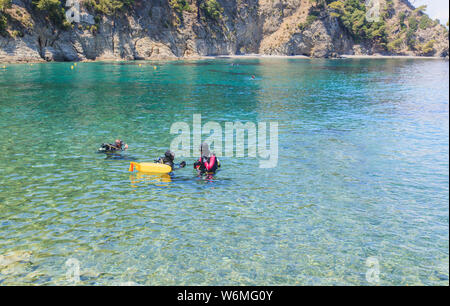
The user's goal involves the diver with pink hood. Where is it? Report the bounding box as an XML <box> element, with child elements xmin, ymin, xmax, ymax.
<box><xmin>194</xmin><ymin>143</ymin><xmax>220</xmax><ymax>175</ymax></box>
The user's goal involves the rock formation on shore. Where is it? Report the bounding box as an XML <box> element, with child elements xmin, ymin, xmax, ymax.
<box><xmin>0</xmin><ymin>0</ymin><xmax>448</xmax><ymax>62</ymax></box>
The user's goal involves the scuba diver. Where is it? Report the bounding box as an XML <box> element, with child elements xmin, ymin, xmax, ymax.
<box><xmin>98</xmin><ymin>139</ymin><xmax>129</xmax><ymax>153</ymax></box>
<box><xmin>155</xmin><ymin>150</ymin><xmax>186</xmax><ymax>171</ymax></box>
<box><xmin>194</xmin><ymin>143</ymin><xmax>220</xmax><ymax>175</ymax></box>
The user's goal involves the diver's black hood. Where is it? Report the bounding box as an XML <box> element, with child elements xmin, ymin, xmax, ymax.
<box><xmin>165</xmin><ymin>150</ymin><xmax>175</xmax><ymax>161</ymax></box>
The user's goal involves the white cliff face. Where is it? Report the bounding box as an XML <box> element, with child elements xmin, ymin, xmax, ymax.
<box><xmin>0</xmin><ymin>0</ymin><xmax>448</xmax><ymax>62</ymax></box>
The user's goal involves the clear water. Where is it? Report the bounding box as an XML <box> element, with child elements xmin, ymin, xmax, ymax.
<box><xmin>0</xmin><ymin>58</ymin><xmax>448</xmax><ymax>285</ymax></box>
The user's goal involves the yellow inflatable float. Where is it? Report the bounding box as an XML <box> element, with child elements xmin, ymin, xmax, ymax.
<box><xmin>128</xmin><ymin>162</ymin><xmax>172</xmax><ymax>174</ymax></box>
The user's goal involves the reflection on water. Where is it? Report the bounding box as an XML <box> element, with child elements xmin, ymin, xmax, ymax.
<box><xmin>208</xmin><ymin>69</ymin><xmax>251</xmax><ymax>76</ymax></box>
<box><xmin>0</xmin><ymin>58</ymin><xmax>448</xmax><ymax>285</ymax></box>
<box><xmin>130</xmin><ymin>173</ymin><xmax>172</xmax><ymax>186</ymax></box>
<box><xmin>172</xmin><ymin>61</ymin><xmax>216</xmax><ymax>66</ymax></box>
<box><xmin>102</xmin><ymin>153</ymin><xmax>137</xmax><ymax>161</ymax></box>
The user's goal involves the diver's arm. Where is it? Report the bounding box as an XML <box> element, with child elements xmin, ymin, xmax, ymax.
<box><xmin>108</xmin><ymin>144</ymin><xmax>120</xmax><ymax>150</ymax></box>
<box><xmin>173</xmin><ymin>161</ymin><xmax>186</xmax><ymax>169</ymax></box>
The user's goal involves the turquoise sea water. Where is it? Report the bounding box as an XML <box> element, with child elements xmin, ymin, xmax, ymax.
<box><xmin>0</xmin><ymin>58</ymin><xmax>448</xmax><ymax>285</ymax></box>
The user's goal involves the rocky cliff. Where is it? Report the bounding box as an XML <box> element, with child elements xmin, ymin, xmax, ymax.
<box><xmin>0</xmin><ymin>0</ymin><xmax>448</xmax><ymax>62</ymax></box>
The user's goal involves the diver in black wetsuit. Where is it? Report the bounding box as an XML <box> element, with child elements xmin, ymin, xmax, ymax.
<box><xmin>155</xmin><ymin>150</ymin><xmax>186</xmax><ymax>171</ymax></box>
<box><xmin>98</xmin><ymin>139</ymin><xmax>129</xmax><ymax>153</ymax></box>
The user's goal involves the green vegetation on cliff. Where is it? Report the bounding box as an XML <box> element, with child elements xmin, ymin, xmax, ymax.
<box><xmin>0</xmin><ymin>0</ymin><xmax>11</xmax><ymax>35</ymax></box>
<box><xmin>0</xmin><ymin>0</ymin><xmax>11</xmax><ymax>11</ymax></box>
<box><xmin>327</xmin><ymin>1</ymin><xmax>442</xmax><ymax>53</ymax></box>
<box><xmin>32</xmin><ymin>0</ymin><xmax>135</xmax><ymax>29</ymax></box>
<box><xmin>0</xmin><ymin>14</ymin><xmax>7</xmax><ymax>36</ymax></box>
<box><xmin>169</xmin><ymin>0</ymin><xmax>192</xmax><ymax>14</ymax></box>
<box><xmin>32</xmin><ymin>0</ymin><xmax>70</xmax><ymax>28</ymax></box>
<box><xmin>329</xmin><ymin>0</ymin><xmax>387</xmax><ymax>48</ymax></box>
<box><xmin>298</xmin><ymin>8</ymin><xmax>320</xmax><ymax>31</ymax></box>
<box><xmin>200</xmin><ymin>0</ymin><xmax>224</xmax><ymax>21</ymax></box>
<box><xmin>419</xmin><ymin>39</ymin><xmax>436</xmax><ymax>55</ymax></box>
<box><xmin>403</xmin><ymin>6</ymin><xmax>435</xmax><ymax>51</ymax></box>
<box><xmin>419</xmin><ymin>14</ymin><xmax>434</xmax><ymax>30</ymax></box>
<box><xmin>85</xmin><ymin>0</ymin><xmax>134</xmax><ymax>15</ymax></box>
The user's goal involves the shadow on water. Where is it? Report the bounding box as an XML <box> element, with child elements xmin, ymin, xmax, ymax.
<box><xmin>171</xmin><ymin>61</ymin><xmax>216</xmax><ymax>66</ymax></box>
<box><xmin>100</xmin><ymin>153</ymin><xmax>138</xmax><ymax>161</ymax></box>
<box><xmin>128</xmin><ymin>168</ymin><xmax>232</xmax><ymax>190</ymax></box>
<box><xmin>229</xmin><ymin>61</ymin><xmax>264</xmax><ymax>66</ymax></box>
<box><xmin>208</xmin><ymin>69</ymin><xmax>251</xmax><ymax>76</ymax></box>
<box><xmin>130</xmin><ymin>172</ymin><xmax>172</xmax><ymax>186</ymax></box>
<box><xmin>97</xmin><ymin>62</ymin><xmax>164</xmax><ymax>67</ymax></box>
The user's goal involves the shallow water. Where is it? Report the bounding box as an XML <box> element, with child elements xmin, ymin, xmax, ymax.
<box><xmin>0</xmin><ymin>58</ymin><xmax>448</xmax><ymax>285</ymax></box>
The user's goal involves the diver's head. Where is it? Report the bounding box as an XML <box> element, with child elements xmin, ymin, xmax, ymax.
<box><xmin>200</xmin><ymin>142</ymin><xmax>210</xmax><ymax>157</ymax></box>
<box><xmin>165</xmin><ymin>150</ymin><xmax>175</xmax><ymax>161</ymax></box>
<box><xmin>115</xmin><ymin>139</ymin><xmax>128</xmax><ymax>150</ymax></box>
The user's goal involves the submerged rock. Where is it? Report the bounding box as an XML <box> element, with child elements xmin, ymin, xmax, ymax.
<box><xmin>0</xmin><ymin>250</ymin><xmax>32</xmax><ymax>267</ymax></box>
<box><xmin>0</xmin><ymin>250</ymin><xmax>33</xmax><ymax>275</ymax></box>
